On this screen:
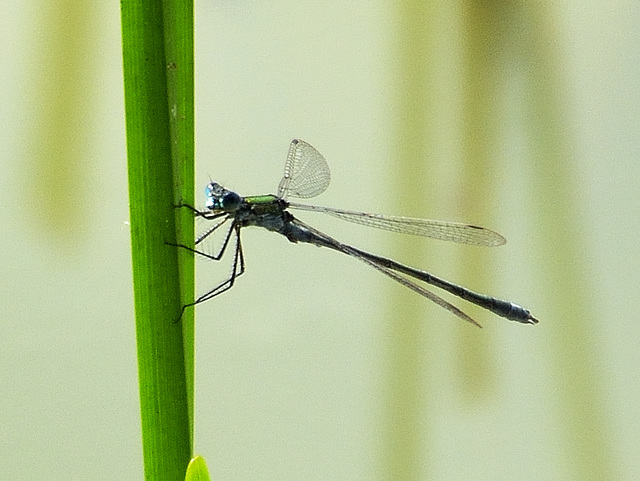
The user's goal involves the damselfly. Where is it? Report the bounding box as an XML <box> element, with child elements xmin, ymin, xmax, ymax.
<box><xmin>179</xmin><ymin>139</ymin><xmax>538</xmax><ymax>327</ymax></box>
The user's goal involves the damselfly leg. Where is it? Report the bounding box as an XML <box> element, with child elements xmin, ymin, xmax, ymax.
<box><xmin>172</xmin><ymin>205</ymin><xmax>247</xmax><ymax>320</ymax></box>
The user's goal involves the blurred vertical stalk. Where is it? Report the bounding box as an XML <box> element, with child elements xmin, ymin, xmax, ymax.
<box><xmin>23</xmin><ymin>0</ymin><xmax>94</xmax><ymax>240</ymax></box>
<box><xmin>380</xmin><ymin>2</ymin><xmax>438</xmax><ymax>480</ymax></box>
<box><xmin>457</xmin><ymin>0</ymin><xmax>505</xmax><ymax>400</ymax></box>
<box><xmin>460</xmin><ymin>1</ymin><xmax>616</xmax><ymax>479</ymax></box>
<box><xmin>518</xmin><ymin>4</ymin><xmax>616</xmax><ymax>480</ymax></box>
<box><xmin>121</xmin><ymin>0</ymin><xmax>194</xmax><ymax>479</ymax></box>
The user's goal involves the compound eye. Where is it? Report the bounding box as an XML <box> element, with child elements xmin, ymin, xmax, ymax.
<box><xmin>204</xmin><ymin>183</ymin><xmax>221</xmax><ymax>210</ymax></box>
<box><xmin>205</xmin><ymin>182</ymin><xmax>222</xmax><ymax>197</ymax></box>
<box><xmin>221</xmin><ymin>191</ymin><xmax>241</xmax><ymax>211</ymax></box>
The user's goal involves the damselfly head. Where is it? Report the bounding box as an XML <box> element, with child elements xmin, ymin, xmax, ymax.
<box><xmin>205</xmin><ymin>182</ymin><xmax>242</xmax><ymax>212</ymax></box>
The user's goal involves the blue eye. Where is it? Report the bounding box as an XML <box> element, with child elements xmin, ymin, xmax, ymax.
<box><xmin>204</xmin><ymin>183</ymin><xmax>220</xmax><ymax>210</ymax></box>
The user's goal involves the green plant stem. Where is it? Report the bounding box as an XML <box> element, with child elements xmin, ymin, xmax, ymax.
<box><xmin>121</xmin><ymin>0</ymin><xmax>194</xmax><ymax>479</ymax></box>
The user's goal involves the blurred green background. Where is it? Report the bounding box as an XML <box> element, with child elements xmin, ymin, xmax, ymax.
<box><xmin>2</xmin><ymin>1</ymin><xmax>639</xmax><ymax>480</ymax></box>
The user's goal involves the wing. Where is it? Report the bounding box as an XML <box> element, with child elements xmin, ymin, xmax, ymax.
<box><xmin>288</xmin><ymin>203</ymin><xmax>506</xmax><ymax>246</ymax></box>
<box><xmin>277</xmin><ymin>139</ymin><xmax>331</xmax><ymax>200</ymax></box>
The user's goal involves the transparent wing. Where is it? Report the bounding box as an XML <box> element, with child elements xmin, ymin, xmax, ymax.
<box><xmin>287</xmin><ymin>203</ymin><xmax>506</xmax><ymax>246</ymax></box>
<box><xmin>277</xmin><ymin>139</ymin><xmax>331</xmax><ymax>200</ymax></box>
